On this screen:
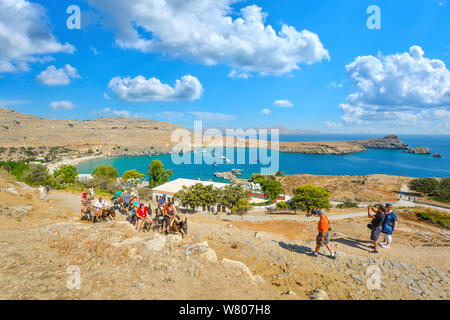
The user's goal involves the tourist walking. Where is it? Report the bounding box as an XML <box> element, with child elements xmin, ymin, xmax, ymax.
<box><xmin>312</xmin><ymin>210</ymin><xmax>336</xmax><ymax>259</ymax></box>
<box><xmin>367</xmin><ymin>205</ymin><xmax>386</xmax><ymax>253</ymax></box>
<box><xmin>380</xmin><ymin>203</ymin><xmax>398</xmax><ymax>248</ymax></box>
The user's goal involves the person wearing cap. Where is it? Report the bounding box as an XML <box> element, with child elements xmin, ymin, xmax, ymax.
<box><xmin>380</xmin><ymin>203</ymin><xmax>398</xmax><ymax>248</ymax></box>
<box><xmin>158</xmin><ymin>194</ymin><xmax>167</xmax><ymax>207</ymax></box>
<box><xmin>313</xmin><ymin>210</ymin><xmax>336</xmax><ymax>259</ymax></box>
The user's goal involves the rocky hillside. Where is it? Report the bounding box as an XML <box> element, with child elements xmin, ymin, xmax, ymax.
<box><xmin>352</xmin><ymin>135</ymin><xmax>409</xmax><ymax>149</ymax></box>
<box><xmin>0</xmin><ymin>171</ymin><xmax>449</xmax><ymax>300</ymax></box>
<box><xmin>0</xmin><ymin>108</ymin><xmax>419</xmax><ymax>161</ymax></box>
<box><xmin>277</xmin><ymin>135</ymin><xmax>410</xmax><ymax>155</ymax></box>
<box><xmin>0</xmin><ymin>108</ymin><xmax>183</xmax><ymax>160</ymax></box>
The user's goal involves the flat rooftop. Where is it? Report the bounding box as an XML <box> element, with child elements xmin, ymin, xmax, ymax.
<box><xmin>152</xmin><ymin>178</ymin><xmax>230</xmax><ymax>194</ymax></box>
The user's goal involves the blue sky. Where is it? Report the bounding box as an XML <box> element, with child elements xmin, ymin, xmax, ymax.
<box><xmin>1</xmin><ymin>0</ymin><xmax>449</xmax><ymax>134</ymax></box>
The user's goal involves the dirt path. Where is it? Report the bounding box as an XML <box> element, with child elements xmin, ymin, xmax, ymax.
<box><xmin>1</xmin><ymin>175</ymin><xmax>449</xmax><ymax>300</ymax></box>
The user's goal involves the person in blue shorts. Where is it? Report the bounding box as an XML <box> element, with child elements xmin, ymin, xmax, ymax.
<box><xmin>380</xmin><ymin>203</ymin><xmax>398</xmax><ymax>249</ymax></box>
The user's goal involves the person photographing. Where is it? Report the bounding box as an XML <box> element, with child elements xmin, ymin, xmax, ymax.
<box><xmin>367</xmin><ymin>204</ymin><xmax>386</xmax><ymax>253</ymax></box>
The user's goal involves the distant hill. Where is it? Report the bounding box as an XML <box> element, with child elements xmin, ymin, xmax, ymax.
<box><xmin>0</xmin><ymin>107</ymin><xmax>184</xmax><ymax>160</ymax></box>
<box><xmin>247</xmin><ymin>125</ymin><xmax>321</xmax><ymax>134</ymax></box>
<box><xmin>0</xmin><ymin>108</ymin><xmax>414</xmax><ymax>162</ymax></box>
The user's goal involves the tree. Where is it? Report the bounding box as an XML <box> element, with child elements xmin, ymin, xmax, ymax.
<box><xmin>92</xmin><ymin>164</ymin><xmax>119</xmax><ymax>180</ymax></box>
<box><xmin>53</xmin><ymin>164</ymin><xmax>78</xmax><ymax>184</ymax></box>
<box><xmin>122</xmin><ymin>169</ymin><xmax>145</xmax><ymax>182</ymax></box>
<box><xmin>22</xmin><ymin>164</ymin><xmax>51</xmax><ymax>186</ymax></box>
<box><xmin>217</xmin><ymin>184</ymin><xmax>250</xmax><ymax>212</ymax></box>
<box><xmin>262</xmin><ymin>179</ymin><xmax>284</xmax><ymax>203</ymax></box>
<box><xmin>174</xmin><ymin>183</ymin><xmax>218</xmax><ymax>210</ymax></box>
<box><xmin>148</xmin><ymin>160</ymin><xmax>172</xmax><ymax>187</ymax></box>
<box><xmin>409</xmin><ymin>178</ymin><xmax>439</xmax><ymax>196</ymax></box>
<box><xmin>291</xmin><ymin>185</ymin><xmax>330</xmax><ymax>214</ymax></box>
<box><xmin>251</xmin><ymin>174</ymin><xmax>265</xmax><ymax>184</ymax></box>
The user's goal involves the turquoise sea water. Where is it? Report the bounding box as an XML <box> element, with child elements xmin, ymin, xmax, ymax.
<box><xmin>76</xmin><ymin>134</ymin><xmax>450</xmax><ymax>180</ymax></box>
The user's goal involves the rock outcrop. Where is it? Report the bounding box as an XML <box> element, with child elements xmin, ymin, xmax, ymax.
<box><xmin>351</xmin><ymin>135</ymin><xmax>409</xmax><ymax>149</ymax></box>
<box><xmin>402</xmin><ymin>146</ymin><xmax>431</xmax><ymax>154</ymax></box>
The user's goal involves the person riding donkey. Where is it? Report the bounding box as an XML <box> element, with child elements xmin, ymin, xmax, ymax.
<box><xmin>128</xmin><ymin>195</ymin><xmax>141</xmax><ymax>224</ymax></box>
<box><xmin>135</xmin><ymin>202</ymin><xmax>152</xmax><ymax>231</ymax></box>
<box><xmin>111</xmin><ymin>189</ymin><xmax>124</xmax><ymax>204</ymax></box>
<box><xmin>80</xmin><ymin>193</ymin><xmax>92</xmax><ymax>218</ymax></box>
<box><xmin>93</xmin><ymin>197</ymin><xmax>109</xmax><ymax>223</ymax></box>
<box><xmin>163</xmin><ymin>202</ymin><xmax>182</xmax><ymax>234</ymax></box>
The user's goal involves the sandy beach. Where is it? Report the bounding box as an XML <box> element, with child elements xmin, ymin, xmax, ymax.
<box><xmin>47</xmin><ymin>155</ymin><xmax>105</xmax><ymax>173</ymax></box>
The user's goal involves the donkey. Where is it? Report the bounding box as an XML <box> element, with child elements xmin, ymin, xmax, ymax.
<box><xmin>171</xmin><ymin>217</ymin><xmax>188</xmax><ymax>238</ymax></box>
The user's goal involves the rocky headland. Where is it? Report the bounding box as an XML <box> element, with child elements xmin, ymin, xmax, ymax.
<box><xmin>0</xmin><ymin>108</ymin><xmax>427</xmax><ymax>163</ymax></box>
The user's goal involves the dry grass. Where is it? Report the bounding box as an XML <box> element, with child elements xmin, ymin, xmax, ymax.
<box><xmin>280</xmin><ymin>174</ymin><xmax>413</xmax><ymax>202</ymax></box>
<box><xmin>48</xmin><ymin>235</ymin><xmax>131</xmax><ymax>265</ymax></box>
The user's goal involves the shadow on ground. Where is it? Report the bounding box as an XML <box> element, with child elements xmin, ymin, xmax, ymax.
<box><xmin>333</xmin><ymin>237</ymin><xmax>372</xmax><ymax>252</ymax></box>
<box><xmin>278</xmin><ymin>241</ymin><xmax>313</xmax><ymax>256</ymax></box>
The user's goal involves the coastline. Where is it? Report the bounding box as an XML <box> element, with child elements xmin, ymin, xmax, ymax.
<box><xmin>47</xmin><ymin>154</ymin><xmax>105</xmax><ymax>173</ymax></box>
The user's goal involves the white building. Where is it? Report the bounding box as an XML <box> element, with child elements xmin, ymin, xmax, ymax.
<box><xmin>151</xmin><ymin>178</ymin><xmax>231</xmax><ymax>213</ymax></box>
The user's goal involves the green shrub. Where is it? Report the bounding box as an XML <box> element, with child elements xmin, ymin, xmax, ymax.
<box><xmin>409</xmin><ymin>178</ymin><xmax>439</xmax><ymax>196</ymax></box>
<box><xmin>336</xmin><ymin>200</ymin><xmax>359</xmax><ymax>209</ymax></box>
<box><xmin>437</xmin><ymin>178</ymin><xmax>450</xmax><ymax>202</ymax></box>
<box><xmin>0</xmin><ymin>161</ymin><xmax>30</xmax><ymax>179</ymax></box>
<box><xmin>22</xmin><ymin>164</ymin><xmax>50</xmax><ymax>186</ymax></box>
<box><xmin>92</xmin><ymin>164</ymin><xmax>119</xmax><ymax>180</ymax></box>
<box><xmin>53</xmin><ymin>164</ymin><xmax>78</xmax><ymax>184</ymax></box>
<box><xmin>416</xmin><ymin>210</ymin><xmax>450</xmax><ymax>229</ymax></box>
<box><xmin>231</xmin><ymin>198</ymin><xmax>252</xmax><ymax>215</ymax></box>
<box><xmin>276</xmin><ymin>201</ymin><xmax>291</xmax><ymax>209</ymax></box>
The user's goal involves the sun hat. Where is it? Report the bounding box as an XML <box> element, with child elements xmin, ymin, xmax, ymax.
<box><xmin>386</xmin><ymin>203</ymin><xmax>393</xmax><ymax>207</ymax></box>
<box><xmin>318</xmin><ymin>210</ymin><xmax>325</xmax><ymax>215</ymax></box>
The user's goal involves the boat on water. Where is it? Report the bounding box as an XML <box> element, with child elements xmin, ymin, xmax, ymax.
<box><xmin>213</xmin><ymin>163</ymin><xmax>218</xmax><ymax>167</ymax></box>
<box><xmin>433</xmin><ymin>154</ymin><xmax>442</xmax><ymax>158</ymax></box>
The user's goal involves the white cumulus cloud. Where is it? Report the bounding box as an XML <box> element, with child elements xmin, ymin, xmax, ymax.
<box><xmin>335</xmin><ymin>46</ymin><xmax>450</xmax><ymax>127</ymax></box>
<box><xmin>273</xmin><ymin>100</ymin><xmax>294</xmax><ymax>108</ymax></box>
<box><xmin>37</xmin><ymin>64</ymin><xmax>81</xmax><ymax>86</ymax></box>
<box><xmin>108</xmin><ymin>74</ymin><xmax>203</xmax><ymax>102</ymax></box>
<box><xmin>87</xmin><ymin>0</ymin><xmax>329</xmax><ymax>76</ymax></box>
<box><xmin>49</xmin><ymin>100</ymin><xmax>75</xmax><ymax>110</ymax></box>
<box><xmin>0</xmin><ymin>0</ymin><xmax>75</xmax><ymax>73</ymax></box>
<box><xmin>260</xmin><ymin>108</ymin><xmax>271</xmax><ymax>114</ymax></box>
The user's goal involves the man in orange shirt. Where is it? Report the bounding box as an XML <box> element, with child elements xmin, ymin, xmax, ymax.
<box><xmin>313</xmin><ymin>210</ymin><xmax>336</xmax><ymax>259</ymax></box>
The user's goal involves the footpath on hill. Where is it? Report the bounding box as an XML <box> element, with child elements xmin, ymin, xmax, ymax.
<box><xmin>0</xmin><ymin>174</ymin><xmax>449</xmax><ymax>300</ymax></box>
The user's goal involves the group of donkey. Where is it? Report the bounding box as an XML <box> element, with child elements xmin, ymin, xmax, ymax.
<box><xmin>81</xmin><ymin>198</ymin><xmax>188</xmax><ymax>237</ymax></box>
